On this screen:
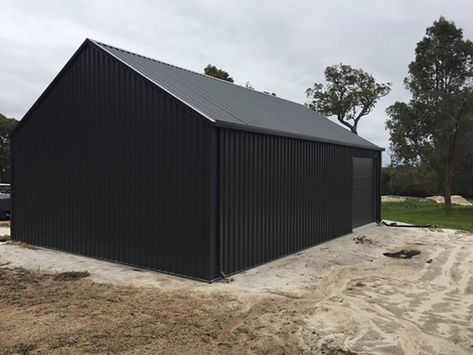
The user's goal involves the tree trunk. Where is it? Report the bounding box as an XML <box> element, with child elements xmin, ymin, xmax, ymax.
<box><xmin>444</xmin><ymin>171</ymin><xmax>453</xmax><ymax>216</ymax></box>
<box><xmin>351</xmin><ymin>124</ymin><xmax>358</xmax><ymax>135</ymax></box>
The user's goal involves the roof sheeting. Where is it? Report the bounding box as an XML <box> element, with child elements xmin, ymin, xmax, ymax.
<box><xmin>92</xmin><ymin>39</ymin><xmax>382</xmax><ymax>150</ymax></box>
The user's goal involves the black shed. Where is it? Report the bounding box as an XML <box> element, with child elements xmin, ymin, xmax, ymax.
<box><xmin>12</xmin><ymin>39</ymin><xmax>382</xmax><ymax>281</ymax></box>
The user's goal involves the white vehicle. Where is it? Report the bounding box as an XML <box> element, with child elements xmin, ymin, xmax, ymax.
<box><xmin>0</xmin><ymin>183</ymin><xmax>10</xmax><ymax>195</ymax></box>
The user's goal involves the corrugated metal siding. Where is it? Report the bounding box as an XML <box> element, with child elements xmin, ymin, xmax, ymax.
<box><xmin>12</xmin><ymin>43</ymin><xmax>218</xmax><ymax>281</ymax></box>
<box><xmin>219</xmin><ymin>128</ymin><xmax>380</xmax><ymax>275</ymax></box>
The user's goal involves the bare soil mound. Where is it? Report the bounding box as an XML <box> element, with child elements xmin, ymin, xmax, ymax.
<box><xmin>0</xmin><ymin>268</ymin><xmax>302</xmax><ymax>354</ymax></box>
<box><xmin>53</xmin><ymin>271</ymin><xmax>90</xmax><ymax>281</ymax></box>
<box><xmin>382</xmin><ymin>195</ymin><xmax>407</xmax><ymax>203</ymax></box>
<box><xmin>427</xmin><ymin>195</ymin><xmax>472</xmax><ymax>206</ymax></box>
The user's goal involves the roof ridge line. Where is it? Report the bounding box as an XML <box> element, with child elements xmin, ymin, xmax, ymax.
<box><xmin>86</xmin><ymin>38</ymin><xmax>308</xmax><ymax>108</ymax></box>
<box><xmin>89</xmin><ymin>39</ymin><xmax>217</xmax><ymax>124</ymax></box>
<box><xmin>86</xmin><ymin>39</ymin><xmax>382</xmax><ymax>151</ymax></box>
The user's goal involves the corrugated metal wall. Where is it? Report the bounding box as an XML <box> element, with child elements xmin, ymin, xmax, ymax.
<box><xmin>218</xmin><ymin>128</ymin><xmax>380</xmax><ymax>275</ymax></box>
<box><xmin>12</xmin><ymin>42</ymin><xmax>219</xmax><ymax>281</ymax></box>
<box><xmin>12</xmin><ymin>40</ymin><xmax>382</xmax><ymax>281</ymax></box>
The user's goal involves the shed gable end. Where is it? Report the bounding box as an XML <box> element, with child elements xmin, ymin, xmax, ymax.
<box><xmin>12</xmin><ymin>41</ymin><xmax>218</xmax><ymax>280</ymax></box>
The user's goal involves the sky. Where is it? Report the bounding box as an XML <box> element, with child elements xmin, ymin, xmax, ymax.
<box><xmin>2</xmin><ymin>0</ymin><xmax>473</xmax><ymax>164</ymax></box>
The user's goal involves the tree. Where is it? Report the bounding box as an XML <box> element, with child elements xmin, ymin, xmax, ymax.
<box><xmin>386</xmin><ymin>17</ymin><xmax>473</xmax><ymax>215</ymax></box>
<box><xmin>306</xmin><ymin>64</ymin><xmax>391</xmax><ymax>134</ymax></box>
<box><xmin>245</xmin><ymin>81</ymin><xmax>254</xmax><ymax>90</ymax></box>
<box><xmin>0</xmin><ymin>113</ymin><xmax>17</xmax><ymax>183</ymax></box>
<box><xmin>204</xmin><ymin>64</ymin><xmax>234</xmax><ymax>82</ymax></box>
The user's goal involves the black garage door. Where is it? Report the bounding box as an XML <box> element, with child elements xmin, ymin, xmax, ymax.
<box><xmin>352</xmin><ymin>157</ymin><xmax>375</xmax><ymax>228</ymax></box>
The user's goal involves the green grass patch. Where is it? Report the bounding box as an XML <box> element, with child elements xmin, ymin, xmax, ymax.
<box><xmin>382</xmin><ymin>198</ymin><xmax>473</xmax><ymax>232</ymax></box>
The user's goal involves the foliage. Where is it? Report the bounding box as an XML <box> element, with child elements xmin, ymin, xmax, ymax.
<box><xmin>382</xmin><ymin>165</ymin><xmax>473</xmax><ymax>198</ymax></box>
<box><xmin>454</xmin><ymin>158</ymin><xmax>473</xmax><ymax>197</ymax></box>
<box><xmin>306</xmin><ymin>64</ymin><xmax>391</xmax><ymax>134</ymax></box>
<box><xmin>204</xmin><ymin>64</ymin><xmax>234</xmax><ymax>82</ymax></box>
<box><xmin>381</xmin><ymin>166</ymin><xmax>438</xmax><ymax>197</ymax></box>
<box><xmin>386</xmin><ymin>17</ymin><xmax>473</xmax><ymax>215</ymax></box>
<box><xmin>382</xmin><ymin>198</ymin><xmax>473</xmax><ymax>232</ymax></box>
<box><xmin>0</xmin><ymin>113</ymin><xmax>17</xmax><ymax>183</ymax></box>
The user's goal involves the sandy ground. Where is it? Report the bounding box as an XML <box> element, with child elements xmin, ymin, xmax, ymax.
<box><xmin>382</xmin><ymin>195</ymin><xmax>472</xmax><ymax>205</ymax></box>
<box><xmin>427</xmin><ymin>195</ymin><xmax>472</xmax><ymax>206</ymax></box>
<box><xmin>1</xmin><ymin>225</ymin><xmax>473</xmax><ymax>354</ymax></box>
<box><xmin>382</xmin><ymin>195</ymin><xmax>407</xmax><ymax>203</ymax></box>
<box><xmin>0</xmin><ymin>222</ymin><xmax>10</xmax><ymax>240</ymax></box>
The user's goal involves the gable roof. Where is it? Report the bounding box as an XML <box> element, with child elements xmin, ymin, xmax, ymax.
<box><xmin>91</xmin><ymin>40</ymin><xmax>382</xmax><ymax>151</ymax></box>
<box><xmin>15</xmin><ymin>38</ymin><xmax>382</xmax><ymax>151</ymax></box>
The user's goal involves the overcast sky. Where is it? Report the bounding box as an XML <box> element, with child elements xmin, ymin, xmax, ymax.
<box><xmin>2</xmin><ymin>0</ymin><xmax>473</xmax><ymax>164</ymax></box>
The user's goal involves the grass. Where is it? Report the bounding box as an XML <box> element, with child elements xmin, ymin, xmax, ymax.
<box><xmin>382</xmin><ymin>198</ymin><xmax>473</xmax><ymax>232</ymax></box>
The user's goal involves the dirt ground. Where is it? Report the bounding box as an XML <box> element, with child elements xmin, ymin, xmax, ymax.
<box><xmin>427</xmin><ymin>195</ymin><xmax>472</xmax><ymax>206</ymax></box>
<box><xmin>1</xmin><ymin>225</ymin><xmax>473</xmax><ymax>354</ymax></box>
<box><xmin>382</xmin><ymin>195</ymin><xmax>472</xmax><ymax>206</ymax></box>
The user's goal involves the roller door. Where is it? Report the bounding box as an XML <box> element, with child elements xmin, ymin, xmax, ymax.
<box><xmin>352</xmin><ymin>157</ymin><xmax>375</xmax><ymax>228</ymax></box>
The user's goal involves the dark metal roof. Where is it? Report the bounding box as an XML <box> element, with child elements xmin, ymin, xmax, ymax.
<box><xmin>92</xmin><ymin>40</ymin><xmax>382</xmax><ymax>151</ymax></box>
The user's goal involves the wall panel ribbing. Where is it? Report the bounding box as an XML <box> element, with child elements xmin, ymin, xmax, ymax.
<box><xmin>12</xmin><ymin>43</ymin><xmax>218</xmax><ymax>281</ymax></box>
<box><xmin>219</xmin><ymin>128</ymin><xmax>379</xmax><ymax>275</ymax></box>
